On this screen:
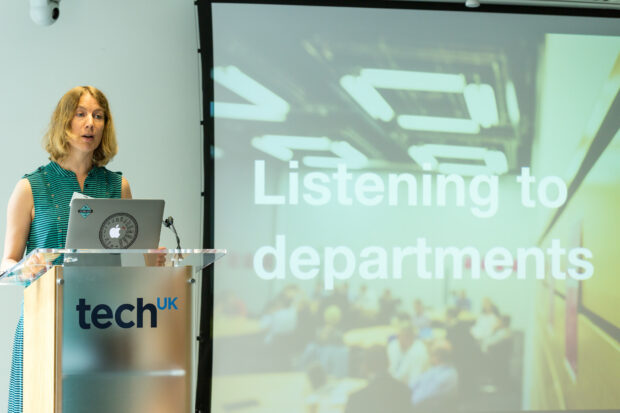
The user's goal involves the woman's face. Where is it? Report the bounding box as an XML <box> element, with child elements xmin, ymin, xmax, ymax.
<box><xmin>68</xmin><ymin>93</ymin><xmax>105</xmax><ymax>157</ymax></box>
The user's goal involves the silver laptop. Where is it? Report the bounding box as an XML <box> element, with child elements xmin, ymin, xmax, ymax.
<box><xmin>66</xmin><ymin>198</ymin><xmax>165</xmax><ymax>250</ymax></box>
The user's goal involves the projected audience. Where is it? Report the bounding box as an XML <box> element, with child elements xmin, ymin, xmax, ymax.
<box><xmin>481</xmin><ymin>314</ymin><xmax>514</xmax><ymax>391</ymax></box>
<box><xmin>387</xmin><ymin>317</ymin><xmax>429</xmax><ymax>384</ymax></box>
<box><xmin>409</xmin><ymin>339</ymin><xmax>459</xmax><ymax>410</ymax></box>
<box><xmin>378</xmin><ymin>289</ymin><xmax>401</xmax><ymax>324</ymax></box>
<box><xmin>444</xmin><ymin>306</ymin><xmax>480</xmax><ymax>393</ymax></box>
<box><xmin>345</xmin><ymin>346</ymin><xmax>412</xmax><ymax>413</ymax></box>
<box><xmin>260</xmin><ymin>284</ymin><xmax>300</xmax><ymax>345</ymax></box>
<box><xmin>319</xmin><ymin>282</ymin><xmax>353</xmax><ymax>329</ymax></box>
<box><xmin>214</xmin><ymin>283</ymin><xmax>522</xmax><ymax>412</ymax></box>
<box><xmin>411</xmin><ymin>299</ymin><xmax>432</xmax><ymax>338</ymax></box>
<box><xmin>481</xmin><ymin>314</ymin><xmax>512</xmax><ymax>353</ymax></box>
<box><xmin>213</xmin><ymin>290</ymin><xmax>247</xmax><ymax>317</ymax></box>
<box><xmin>299</xmin><ymin>304</ymin><xmax>349</xmax><ymax>377</ymax></box>
<box><xmin>294</xmin><ymin>298</ymin><xmax>321</xmax><ymax>347</ymax></box>
<box><xmin>470</xmin><ymin>297</ymin><xmax>501</xmax><ymax>341</ymax></box>
<box><xmin>450</xmin><ymin>289</ymin><xmax>473</xmax><ymax>312</ymax></box>
<box><xmin>351</xmin><ymin>284</ymin><xmax>380</xmax><ymax>327</ymax></box>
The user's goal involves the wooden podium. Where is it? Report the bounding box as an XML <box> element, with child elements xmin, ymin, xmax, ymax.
<box><xmin>1</xmin><ymin>248</ymin><xmax>225</xmax><ymax>413</ymax></box>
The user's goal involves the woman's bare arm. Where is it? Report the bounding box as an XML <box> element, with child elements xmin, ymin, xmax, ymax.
<box><xmin>121</xmin><ymin>176</ymin><xmax>132</xmax><ymax>199</ymax></box>
<box><xmin>1</xmin><ymin>179</ymin><xmax>33</xmax><ymax>271</ymax></box>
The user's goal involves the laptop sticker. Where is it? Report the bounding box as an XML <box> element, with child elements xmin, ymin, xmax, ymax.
<box><xmin>99</xmin><ymin>213</ymin><xmax>139</xmax><ymax>249</ymax></box>
<box><xmin>78</xmin><ymin>204</ymin><xmax>93</xmax><ymax>218</ymax></box>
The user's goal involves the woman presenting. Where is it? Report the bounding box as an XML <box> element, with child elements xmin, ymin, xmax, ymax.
<box><xmin>1</xmin><ymin>86</ymin><xmax>131</xmax><ymax>412</ymax></box>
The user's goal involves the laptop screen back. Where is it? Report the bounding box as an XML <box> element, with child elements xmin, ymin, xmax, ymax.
<box><xmin>66</xmin><ymin>198</ymin><xmax>165</xmax><ymax>249</ymax></box>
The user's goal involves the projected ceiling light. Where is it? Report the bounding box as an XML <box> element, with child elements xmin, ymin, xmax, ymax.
<box><xmin>505</xmin><ymin>81</ymin><xmax>521</xmax><ymax>126</ymax></box>
<box><xmin>464</xmin><ymin>84</ymin><xmax>499</xmax><ymax>128</ymax></box>
<box><xmin>359</xmin><ymin>69</ymin><xmax>466</xmax><ymax>93</ymax></box>
<box><xmin>341</xmin><ymin>68</ymin><xmax>499</xmax><ymax>135</ymax></box>
<box><xmin>340</xmin><ymin>75</ymin><xmax>394</xmax><ymax>121</ymax></box>
<box><xmin>408</xmin><ymin>144</ymin><xmax>508</xmax><ymax>176</ymax></box>
<box><xmin>397</xmin><ymin>115</ymin><xmax>481</xmax><ymax>134</ymax></box>
<box><xmin>305</xmin><ymin>141</ymin><xmax>369</xmax><ymax>169</ymax></box>
<box><xmin>340</xmin><ymin>69</ymin><xmax>467</xmax><ymax>122</ymax></box>
<box><xmin>212</xmin><ymin>66</ymin><xmax>290</xmax><ymax>122</ymax></box>
<box><xmin>252</xmin><ymin>134</ymin><xmax>368</xmax><ymax>169</ymax></box>
<box><xmin>251</xmin><ymin>135</ymin><xmax>331</xmax><ymax>161</ymax></box>
<box><xmin>303</xmin><ymin>146</ymin><xmax>368</xmax><ymax>169</ymax></box>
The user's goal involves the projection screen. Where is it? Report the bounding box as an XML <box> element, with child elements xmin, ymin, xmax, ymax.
<box><xmin>207</xmin><ymin>3</ymin><xmax>620</xmax><ymax>412</ymax></box>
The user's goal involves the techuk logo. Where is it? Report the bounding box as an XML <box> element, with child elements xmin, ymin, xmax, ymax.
<box><xmin>75</xmin><ymin>297</ymin><xmax>179</xmax><ymax>329</ymax></box>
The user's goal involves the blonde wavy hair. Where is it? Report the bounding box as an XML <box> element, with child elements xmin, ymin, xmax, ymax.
<box><xmin>44</xmin><ymin>86</ymin><xmax>117</xmax><ymax>167</ymax></box>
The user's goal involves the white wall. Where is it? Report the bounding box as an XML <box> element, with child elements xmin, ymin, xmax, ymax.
<box><xmin>0</xmin><ymin>0</ymin><xmax>203</xmax><ymax>407</ymax></box>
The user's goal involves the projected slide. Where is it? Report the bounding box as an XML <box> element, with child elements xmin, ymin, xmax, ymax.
<box><xmin>210</xmin><ymin>3</ymin><xmax>620</xmax><ymax>412</ymax></box>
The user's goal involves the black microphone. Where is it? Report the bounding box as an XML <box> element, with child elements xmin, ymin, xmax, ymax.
<box><xmin>163</xmin><ymin>216</ymin><xmax>183</xmax><ymax>252</ymax></box>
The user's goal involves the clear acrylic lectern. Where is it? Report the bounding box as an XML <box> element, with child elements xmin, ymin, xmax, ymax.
<box><xmin>0</xmin><ymin>248</ymin><xmax>226</xmax><ymax>413</ymax></box>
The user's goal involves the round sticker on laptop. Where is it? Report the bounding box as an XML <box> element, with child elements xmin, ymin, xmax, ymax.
<box><xmin>99</xmin><ymin>213</ymin><xmax>139</xmax><ymax>249</ymax></box>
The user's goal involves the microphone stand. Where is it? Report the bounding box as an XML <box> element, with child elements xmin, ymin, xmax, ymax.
<box><xmin>163</xmin><ymin>216</ymin><xmax>184</xmax><ymax>261</ymax></box>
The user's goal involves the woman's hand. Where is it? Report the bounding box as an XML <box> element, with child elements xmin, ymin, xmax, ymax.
<box><xmin>154</xmin><ymin>246</ymin><xmax>167</xmax><ymax>266</ymax></box>
<box><xmin>144</xmin><ymin>246</ymin><xmax>167</xmax><ymax>267</ymax></box>
<box><xmin>19</xmin><ymin>252</ymin><xmax>48</xmax><ymax>281</ymax></box>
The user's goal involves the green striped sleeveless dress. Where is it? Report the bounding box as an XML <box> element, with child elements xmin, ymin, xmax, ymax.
<box><xmin>8</xmin><ymin>161</ymin><xmax>122</xmax><ymax>413</ymax></box>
